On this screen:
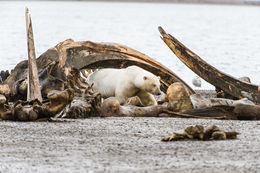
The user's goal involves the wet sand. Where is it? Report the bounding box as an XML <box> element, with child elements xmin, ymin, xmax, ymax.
<box><xmin>0</xmin><ymin>117</ymin><xmax>259</xmax><ymax>172</ymax></box>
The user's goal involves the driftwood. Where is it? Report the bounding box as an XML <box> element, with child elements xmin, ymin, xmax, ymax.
<box><xmin>158</xmin><ymin>26</ymin><xmax>260</xmax><ymax>104</ymax></box>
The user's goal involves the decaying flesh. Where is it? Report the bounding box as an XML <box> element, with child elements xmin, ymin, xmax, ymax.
<box><xmin>0</xmin><ymin>68</ymin><xmax>101</xmax><ymax>121</ymax></box>
<box><xmin>0</xmin><ymin>35</ymin><xmax>196</xmax><ymax>121</ymax></box>
<box><xmin>1</xmin><ymin>37</ymin><xmax>260</xmax><ymax>121</ymax></box>
<box><xmin>161</xmin><ymin>125</ymin><xmax>239</xmax><ymax>141</ymax></box>
<box><xmin>1</xmin><ymin>21</ymin><xmax>259</xmax><ymax>120</ymax></box>
<box><xmin>4</xmin><ymin>39</ymin><xmax>194</xmax><ymax>100</ymax></box>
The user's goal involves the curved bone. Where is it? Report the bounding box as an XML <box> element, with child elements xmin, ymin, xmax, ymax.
<box><xmin>42</xmin><ymin>39</ymin><xmax>194</xmax><ymax>93</ymax></box>
<box><xmin>158</xmin><ymin>26</ymin><xmax>260</xmax><ymax>104</ymax></box>
<box><xmin>5</xmin><ymin>39</ymin><xmax>194</xmax><ymax>99</ymax></box>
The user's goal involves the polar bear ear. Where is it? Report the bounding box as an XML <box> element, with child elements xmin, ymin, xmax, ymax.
<box><xmin>143</xmin><ymin>76</ymin><xmax>148</xmax><ymax>80</ymax></box>
<box><xmin>158</xmin><ymin>76</ymin><xmax>161</xmax><ymax>80</ymax></box>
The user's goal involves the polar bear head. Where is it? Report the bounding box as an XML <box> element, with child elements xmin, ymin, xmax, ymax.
<box><xmin>140</xmin><ymin>75</ymin><xmax>161</xmax><ymax>95</ymax></box>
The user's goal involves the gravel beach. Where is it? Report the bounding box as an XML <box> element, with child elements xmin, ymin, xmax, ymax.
<box><xmin>0</xmin><ymin>117</ymin><xmax>259</xmax><ymax>172</ymax></box>
<box><xmin>1</xmin><ymin>1</ymin><xmax>260</xmax><ymax>172</ymax></box>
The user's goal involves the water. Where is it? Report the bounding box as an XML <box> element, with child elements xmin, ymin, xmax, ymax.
<box><xmin>1</xmin><ymin>1</ymin><xmax>260</xmax><ymax>89</ymax></box>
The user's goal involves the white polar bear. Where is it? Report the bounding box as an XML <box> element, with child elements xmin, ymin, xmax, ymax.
<box><xmin>87</xmin><ymin>66</ymin><xmax>161</xmax><ymax>106</ymax></box>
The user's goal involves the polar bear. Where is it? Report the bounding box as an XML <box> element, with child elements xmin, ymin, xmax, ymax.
<box><xmin>87</xmin><ymin>66</ymin><xmax>161</xmax><ymax>106</ymax></box>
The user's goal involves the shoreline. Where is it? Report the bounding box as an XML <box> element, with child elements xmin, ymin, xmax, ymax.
<box><xmin>2</xmin><ymin>0</ymin><xmax>260</xmax><ymax>6</ymax></box>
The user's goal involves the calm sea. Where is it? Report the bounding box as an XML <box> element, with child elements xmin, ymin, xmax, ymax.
<box><xmin>1</xmin><ymin>1</ymin><xmax>260</xmax><ymax>89</ymax></box>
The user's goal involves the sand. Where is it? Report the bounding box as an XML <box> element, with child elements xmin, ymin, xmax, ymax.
<box><xmin>0</xmin><ymin>117</ymin><xmax>260</xmax><ymax>172</ymax></box>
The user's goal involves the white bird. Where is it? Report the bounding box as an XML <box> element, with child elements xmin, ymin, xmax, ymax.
<box><xmin>192</xmin><ymin>76</ymin><xmax>202</xmax><ymax>88</ymax></box>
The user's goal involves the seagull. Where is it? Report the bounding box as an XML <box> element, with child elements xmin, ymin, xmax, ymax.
<box><xmin>192</xmin><ymin>76</ymin><xmax>201</xmax><ymax>88</ymax></box>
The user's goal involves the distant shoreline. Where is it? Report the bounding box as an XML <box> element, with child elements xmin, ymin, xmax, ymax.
<box><xmin>3</xmin><ymin>0</ymin><xmax>260</xmax><ymax>6</ymax></box>
<box><xmin>85</xmin><ymin>0</ymin><xmax>260</xmax><ymax>6</ymax></box>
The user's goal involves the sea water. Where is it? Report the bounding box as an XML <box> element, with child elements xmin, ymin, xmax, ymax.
<box><xmin>1</xmin><ymin>1</ymin><xmax>260</xmax><ymax>89</ymax></box>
